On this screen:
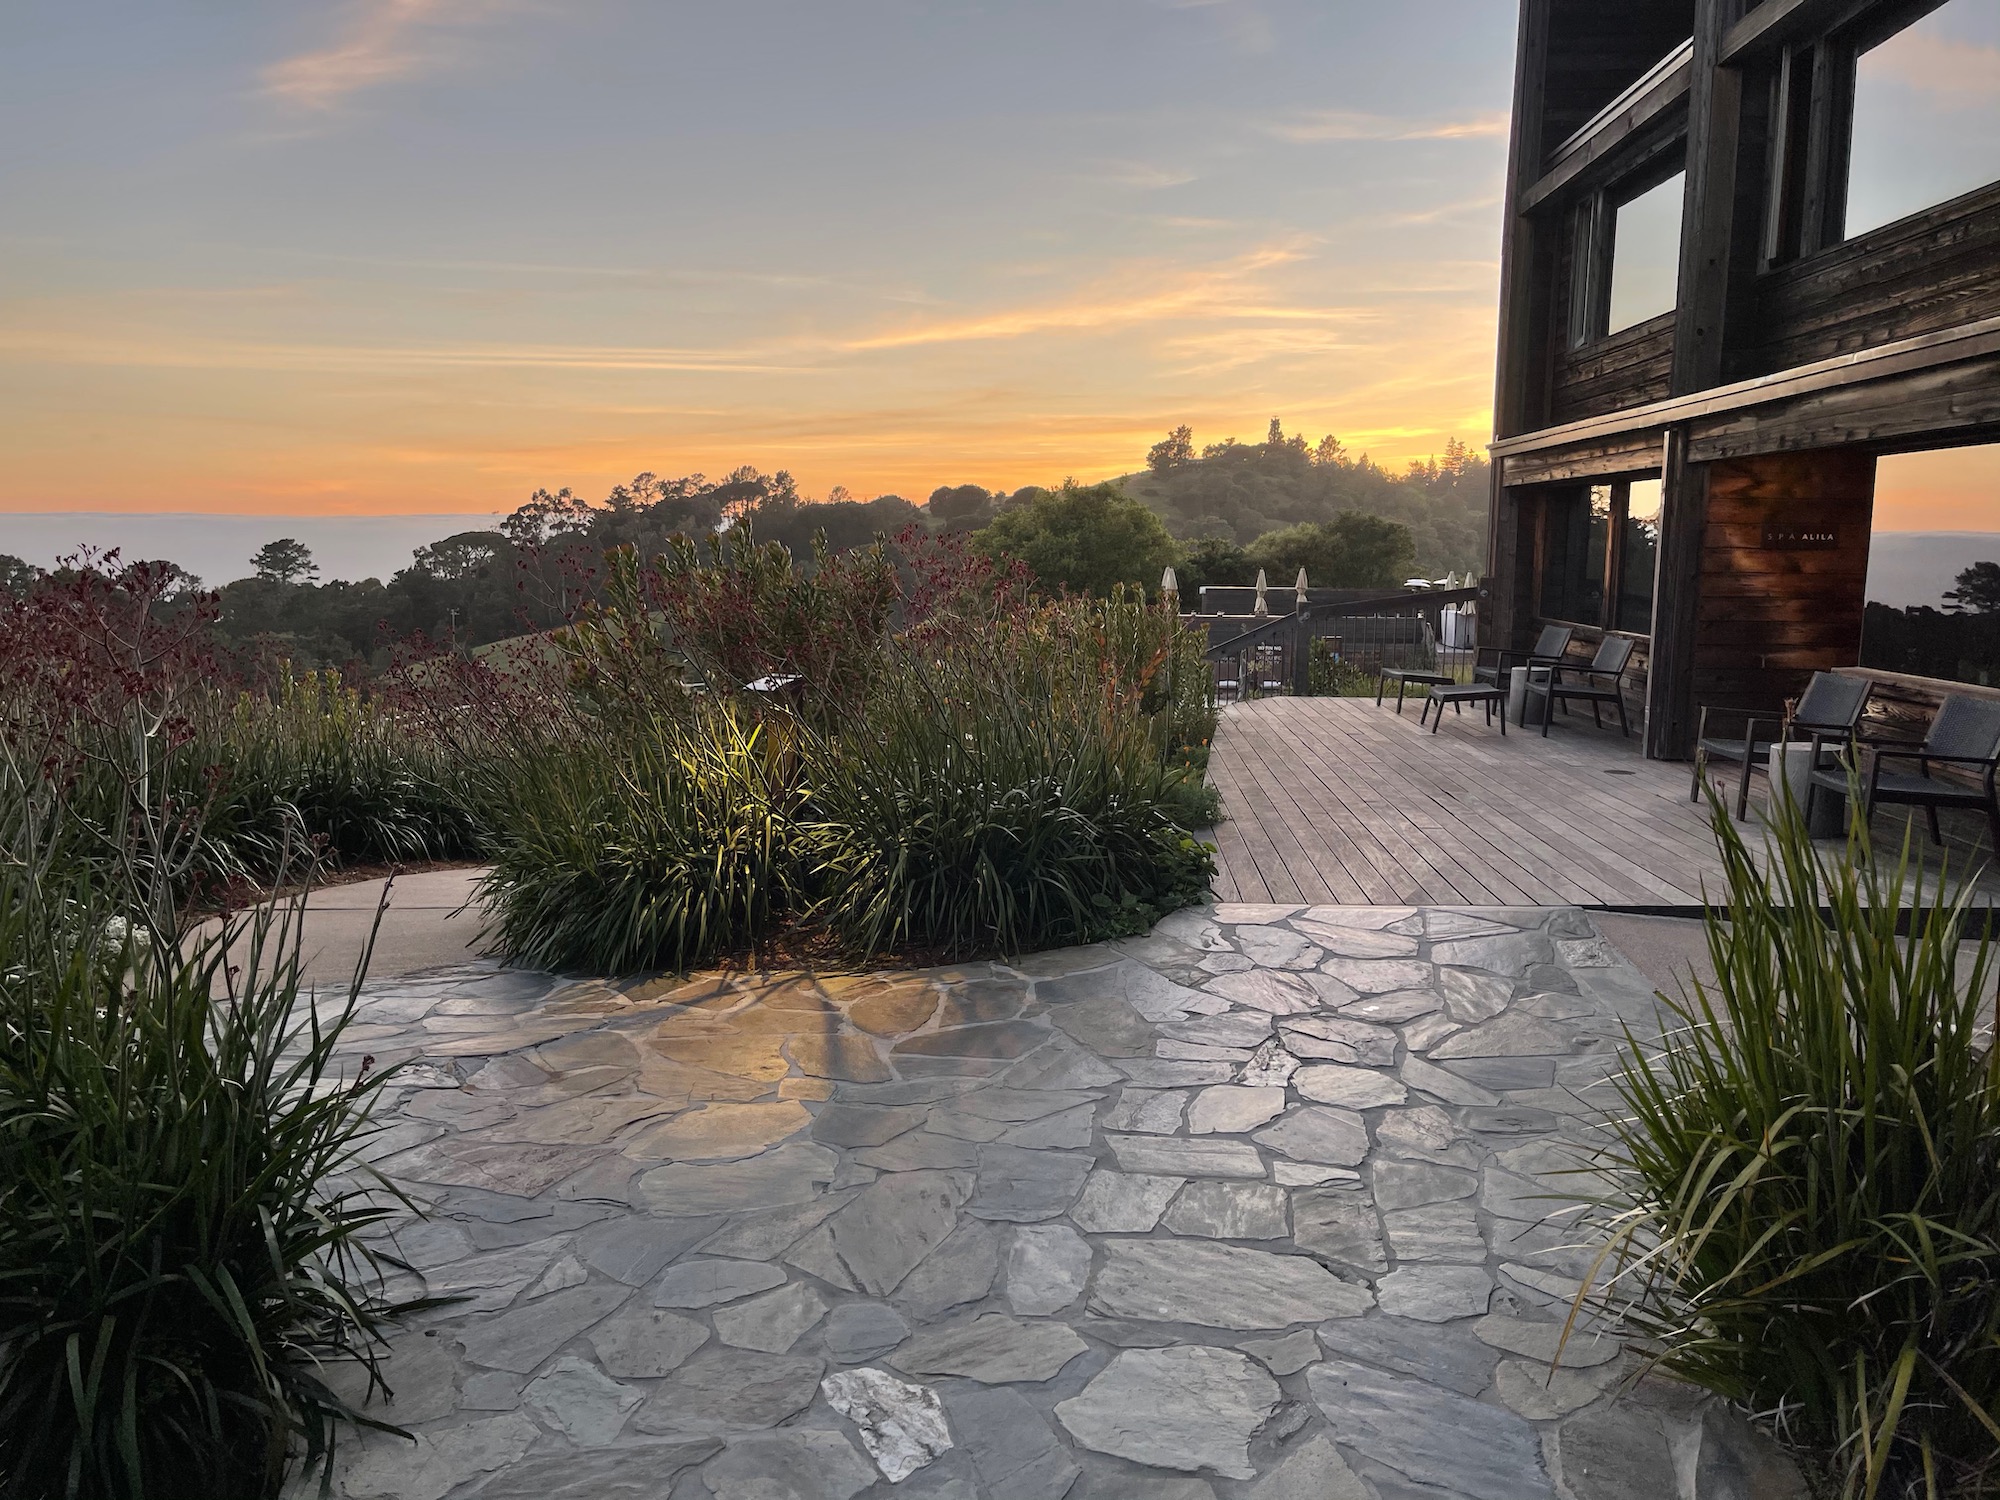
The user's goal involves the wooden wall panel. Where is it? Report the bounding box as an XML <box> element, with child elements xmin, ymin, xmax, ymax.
<box><xmin>1731</xmin><ymin>183</ymin><xmax>2000</xmax><ymax>378</ymax></box>
<box><xmin>1691</xmin><ymin>448</ymin><xmax>1876</xmax><ymax>717</ymax></box>
<box><xmin>1551</xmin><ymin>311</ymin><xmax>1677</xmax><ymax>421</ymax></box>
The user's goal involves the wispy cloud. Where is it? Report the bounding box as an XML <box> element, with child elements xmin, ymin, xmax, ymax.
<box><xmin>261</xmin><ymin>0</ymin><xmax>512</xmax><ymax>109</ymax></box>
<box><xmin>1866</xmin><ymin>33</ymin><xmax>2000</xmax><ymax>101</ymax></box>
<box><xmin>1265</xmin><ymin>109</ymin><xmax>1508</xmax><ymax>144</ymax></box>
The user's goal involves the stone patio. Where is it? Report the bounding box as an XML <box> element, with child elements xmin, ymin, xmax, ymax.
<box><xmin>295</xmin><ymin>905</ymin><xmax>1808</xmax><ymax>1500</ymax></box>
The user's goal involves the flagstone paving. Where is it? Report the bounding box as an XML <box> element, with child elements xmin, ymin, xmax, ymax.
<box><xmin>294</xmin><ymin>906</ymin><xmax>1809</xmax><ymax>1500</ymax></box>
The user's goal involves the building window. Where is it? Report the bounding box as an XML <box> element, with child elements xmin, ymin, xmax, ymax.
<box><xmin>1541</xmin><ymin>479</ymin><xmax>1661</xmax><ymax>634</ymax></box>
<box><xmin>1845</xmin><ymin>0</ymin><xmax>2000</xmax><ymax>239</ymax></box>
<box><xmin>1542</xmin><ymin>485</ymin><xmax>1611</xmax><ymax>625</ymax></box>
<box><xmin>1615</xmin><ymin>479</ymin><xmax>1663</xmax><ymax>634</ymax></box>
<box><xmin>1607</xmin><ymin>174</ymin><xmax>1684</xmax><ymax>333</ymax></box>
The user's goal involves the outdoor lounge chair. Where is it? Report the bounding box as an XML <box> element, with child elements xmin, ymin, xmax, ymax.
<box><xmin>1689</xmin><ymin>671</ymin><xmax>1872</xmax><ymax>820</ymax></box>
<box><xmin>1808</xmin><ymin>694</ymin><xmax>2000</xmax><ymax>849</ymax></box>
<box><xmin>1472</xmin><ymin>623</ymin><xmax>1573</xmax><ymax>692</ymax></box>
<box><xmin>1534</xmin><ymin>634</ymin><xmax>1636</xmax><ymax>737</ymax></box>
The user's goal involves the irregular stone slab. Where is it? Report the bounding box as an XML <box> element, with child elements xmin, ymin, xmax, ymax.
<box><xmin>1480</xmin><ymin>1164</ymin><xmax>1570</xmax><ymax>1224</ymax></box>
<box><xmin>467</xmin><ymin>1440</ymin><xmax>722</xmax><ymax>1499</ymax></box>
<box><xmin>1232</xmin><ymin>925</ymin><xmax>1323</xmax><ymax>969</ymax></box>
<box><xmin>1319</xmin><ymin>957</ymin><xmax>1433</xmax><ymax>993</ymax></box>
<box><xmin>1433</xmin><ymin>1013</ymin><xmax>1578</xmax><ymax>1059</ymax></box>
<box><xmin>714</xmin><ymin>1280</ymin><xmax>829</xmax><ymax>1352</ymax></box>
<box><xmin>1106</xmin><ymin>1134</ymin><xmax>1267</xmax><ymax>1177</ymax></box>
<box><xmin>1315</xmin><ymin>1314</ymin><xmax>1499</xmax><ymax>1396</ymax></box>
<box><xmin>1202</xmin><ymin>970</ymin><xmax>1324</xmax><ymax>1015</ymax></box>
<box><xmin>1400</xmin><ymin>1012</ymin><xmax>1462</xmax><ymax>1053</ymax></box>
<box><xmin>525</xmin><ymin>1252</ymin><xmax>588</xmax><ymax>1297</ymax></box>
<box><xmin>1056</xmin><ymin>1346</ymin><xmax>1279</xmax><ymax>1480</ymax></box>
<box><xmin>1162</xmin><ymin>1180</ymin><xmax>1289</xmax><ymax>1240</ymax></box>
<box><xmin>854</xmin><ymin>1130</ymin><xmax>983</xmax><ymax>1171</ymax></box>
<box><xmin>1446</xmin><ymin>1056</ymin><xmax>1559</xmax><ymax>1090</ymax></box>
<box><xmin>1291</xmin><ymin>921</ymin><xmax>1421</xmax><ymax>959</ymax></box>
<box><xmin>1383</xmin><ymin>1201</ymin><xmax>1486</xmax><ymax>1263</ymax></box>
<box><xmin>1556</xmin><ymin>936</ymin><xmax>1624</xmax><ymax>968</ymax></box>
<box><xmin>1474</xmin><ymin>1313</ymin><xmax>1622</xmax><ymax>1368</ymax></box>
<box><xmin>1307</xmin><ymin>1357</ymin><xmax>1553</xmax><ymax>1500</ymax></box>
<box><xmin>1465</xmin><ymin>1103</ymin><xmax>1561</xmax><ymax>1135</ymax></box>
<box><xmin>999</xmin><ymin>1039</ymin><xmax>1124</xmax><ymax>1091</ymax></box>
<box><xmin>1242</xmin><ymin>1431</ymin><xmax>1374</xmax><ymax>1500</ymax></box>
<box><xmin>1103</xmin><ymin>1088</ymin><xmax>1190</xmax><ymax>1133</ymax></box>
<box><xmin>1494</xmin><ymin>1356</ymin><xmax>1620</xmax><ymax>1419</ymax></box>
<box><xmin>822</xmin><ymin>1367</ymin><xmax>954</xmax><ymax>1483</ymax></box>
<box><xmin>784</xmin><ymin>1222</ymin><xmax>859</xmax><ymax>1289</ymax></box>
<box><xmin>456</xmin><ymin>1283</ymin><xmax>630</xmax><ymax>1372</ymax></box>
<box><xmin>1157</xmin><ymin>1039</ymin><xmax>1253</xmax><ymax>1063</ymax></box>
<box><xmin>1291</xmin><ymin>1189</ymin><xmax>1387</xmax><ymax>1273</ymax></box>
<box><xmin>1005</xmin><ymin>1224</ymin><xmax>1092</xmax><ymax>1315</ymax></box>
<box><xmin>999</xmin><ymin>1104</ymin><xmax>1096</xmax><ymax>1149</ymax></box>
<box><xmin>1047</xmin><ymin>993</ymin><xmax>1156</xmax><ymax>1057</ymax></box>
<box><xmin>1438</xmin><ymin>967</ymin><xmax>1515</xmax><ymax>1023</ymax></box>
<box><xmin>701</xmin><ymin>1428</ymin><xmax>877</xmax><ymax>1500</ymax></box>
<box><xmin>635</xmin><ymin>1349</ymin><xmax>825</xmax><ymax>1434</ymax></box>
<box><xmin>1341</xmin><ymin>989</ymin><xmax>1441</xmax><ymax>1023</ymax></box>
<box><xmin>894</xmin><ymin>1219</ymin><xmax>1002</xmax><ymax>1320</ymax></box>
<box><xmin>578</xmin><ymin>1214</ymin><xmax>721</xmax><ymax>1284</ymax></box>
<box><xmin>321</xmin><ymin>1330</ymin><xmax>460</xmax><ymax>1426</ymax></box>
<box><xmin>329</xmin><ymin>1412</ymin><xmax>539</xmax><ymax>1500</ymax></box>
<box><xmin>1237</xmin><ymin>1327</ymin><xmax>1321</xmax><ymax>1377</ymax></box>
<box><xmin>935</xmin><ymin>977</ymin><xmax>1029</xmax><ymax>1026</ymax></box>
<box><xmin>1069</xmin><ymin>1169</ymin><xmax>1184</xmax><ymax>1233</ymax></box>
<box><xmin>1280</xmin><ymin>1014</ymin><xmax>1400</xmax><ymax>1066</ymax></box>
<box><xmin>1116</xmin><ymin>1058</ymin><xmax>1237</xmax><ymax>1087</ymax></box>
<box><xmin>1431</xmin><ymin>932</ymin><xmax>1554</xmax><ymax>976</ymax></box>
<box><xmin>1427</xmin><ymin>911</ymin><xmax>1519</xmax><ymax>939</ymax></box>
<box><xmin>696</xmin><ymin>1192</ymin><xmax>856</xmax><ymax>1262</ymax></box>
<box><xmin>1294</xmin><ymin>1065</ymin><xmax>1407</xmax><ymax>1109</ymax></box>
<box><xmin>380</xmin><ymin>1138</ymin><xmax>606</xmax><ymax>1196</ymax></box>
<box><xmin>847</xmin><ymin>980</ymin><xmax>942</xmax><ymax>1036</ymax></box>
<box><xmin>1075</xmin><ymin>1478</ymin><xmax>1215</xmax><ymax>1500</ymax></box>
<box><xmin>893</xmin><ymin>1020</ymin><xmax>1047</xmax><ymax>1061</ymax></box>
<box><xmin>633</xmin><ymin>1142</ymin><xmax>837</xmax><ymax>1215</ymax></box>
<box><xmin>587</xmin><ymin>1304</ymin><xmax>710</xmax><ymax>1378</ymax></box>
<box><xmin>477</xmin><ymin>1095</ymin><xmax>676</xmax><ymax>1146</ymax></box>
<box><xmin>889</xmin><ymin>1312</ymin><xmax>1089</xmax><ymax>1383</ymax></box>
<box><xmin>945</xmin><ymin>1385</ymin><xmax>1081</xmax><ymax>1500</ymax></box>
<box><xmin>648</xmin><ymin>1031</ymin><xmax>791</xmax><ymax>1082</ymax></box>
<box><xmin>1273</xmin><ymin>1161</ymin><xmax>1362</xmax><ymax>1187</ymax></box>
<box><xmin>813</xmin><ymin>1103</ymin><xmax>928</xmax><ymax>1147</ymax></box>
<box><xmin>1214</xmin><ymin>902</ymin><xmax>1302</xmax><ymax>923</ymax></box>
<box><xmin>1376</xmin><ymin>1264</ymin><xmax>1493</xmax><ymax>1322</ymax></box>
<box><xmin>1372</xmin><ymin>1159</ymin><xmax>1479</xmax><ymax>1211</ymax></box>
<box><xmin>624</xmin><ymin>1099</ymin><xmax>811</xmax><ymax>1162</ymax></box>
<box><xmin>1237</xmin><ymin>1036</ymin><xmax>1301</xmax><ymax>1088</ymax></box>
<box><xmin>830</xmin><ymin>1169</ymin><xmax>971</xmax><ymax>1295</ymax></box>
<box><xmin>1091</xmin><ymin>1240</ymin><xmax>1372</xmax><ymax>1327</ymax></box>
<box><xmin>826</xmin><ymin>1301</ymin><xmax>911</xmax><ymax>1362</ymax></box>
<box><xmin>522</xmin><ymin>1355</ymin><xmax>642</xmax><ymax>1445</ymax></box>
<box><xmin>653</xmin><ymin>1257</ymin><xmax>789</xmax><ymax>1308</ymax></box>
<box><xmin>957</xmin><ymin>1087</ymin><xmax>1102</xmax><ymax>1123</ymax></box>
<box><xmin>1374</xmin><ymin>1104</ymin><xmax>1466</xmax><ymax>1160</ymax></box>
<box><xmin>1252</xmin><ymin>1106</ymin><xmax>1368</xmax><ymax>1166</ymax></box>
<box><xmin>1165</xmin><ymin>1011</ymin><xmax>1276</xmax><ymax>1048</ymax></box>
<box><xmin>1399</xmin><ymin>1056</ymin><xmax>1500</xmax><ymax>1107</ymax></box>
<box><xmin>969</xmin><ymin>1145</ymin><xmax>1092</xmax><ymax>1221</ymax></box>
<box><xmin>1187</xmin><ymin>1085</ymin><xmax>1290</xmax><ymax>1134</ymax></box>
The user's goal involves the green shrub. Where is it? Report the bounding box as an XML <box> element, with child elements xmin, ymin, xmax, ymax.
<box><xmin>0</xmin><ymin>865</ymin><xmax>420</xmax><ymax>1499</ymax></box>
<box><xmin>478</xmin><ymin>705</ymin><xmax>807</xmax><ymax>973</ymax></box>
<box><xmin>1592</xmin><ymin>791</ymin><xmax>2000</xmax><ymax>1500</ymax></box>
<box><xmin>807</xmin><ymin>646</ymin><xmax>1215</xmax><ymax>959</ymax></box>
<box><xmin>1308</xmin><ymin>640</ymin><xmax>1377</xmax><ymax>697</ymax></box>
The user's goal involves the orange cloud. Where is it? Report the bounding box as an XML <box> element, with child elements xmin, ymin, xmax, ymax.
<box><xmin>261</xmin><ymin>0</ymin><xmax>515</xmax><ymax>109</ymax></box>
<box><xmin>1265</xmin><ymin>110</ymin><xmax>1509</xmax><ymax>144</ymax></box>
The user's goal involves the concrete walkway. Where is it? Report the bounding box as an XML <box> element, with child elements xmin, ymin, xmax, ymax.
<box><xmin>295</xmin><ymin>905</ymin><xmax>1805</xmax><ymax>1500</ymax></box>
<box><xmin>226</xmin><ymin>866</ymin><xmax>492</xmax><ymax>989</ymax></box>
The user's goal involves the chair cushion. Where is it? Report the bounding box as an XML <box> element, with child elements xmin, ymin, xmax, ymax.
<box><xmin>1866</xmin><ymin>770</ymin><xmax>1990</xmax><ymax>803</ymax></box>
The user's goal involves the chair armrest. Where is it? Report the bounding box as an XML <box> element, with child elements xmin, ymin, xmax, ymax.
<box><xmin>1904</xmin><ymin>752</ymin><xmax>2000</xmax><ymax>769</ymax></box>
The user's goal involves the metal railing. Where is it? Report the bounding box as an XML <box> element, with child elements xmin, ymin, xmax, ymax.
<box><xmin>1196</xmin><ymin>586</ymin><xmax>1481</xmax><ymax>702</ymax></box>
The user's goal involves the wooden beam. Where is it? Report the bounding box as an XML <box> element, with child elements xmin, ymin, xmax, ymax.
<box><xmin>1503</xmin><ymin>430</ymin><xmax>1668</xmax><ymax>486</ymax></box>
<box><xmin>1672</xmin><ymin>0</ymin><xmax>1745</xmax><ymax>395</ymax></box>
<box><xmin>1687</xmin><ymin>350</ymin><xmax>2000</xmax><ymax>459</ymax></box>
<box><xmin>1490</xmin><ymin>312</ymin><xmax>2000</xmax><ymax>458</ymax></box>
<box><xmin>1492</xmin><ymin>0</ymin><xmax>1554</xmax><ymax>442</ymax></box>
<box><xmin>1644</xmin><ymin>428</ymin><xmax>1704</xmax><ymax>760</ymax></box>
<box><xmin>1721</xmin><ymin>0</ymin><xmax>1875</xmax><ymax>65</ymax></box>
<box><xmin>1519</xmin><ymin>42</ymin><xmax>1693</xmax><ymax>214</ymax></box>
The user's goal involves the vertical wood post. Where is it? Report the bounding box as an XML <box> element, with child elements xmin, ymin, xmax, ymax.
<box><xmin>1673</xmin><ymin>0</ymin><xmax>1748</xmax><ymax>395</ymax></box>
<box><xmin>1645</xmin><ymin>426</ymin><xmax>1708</xmax><ymax>759</ymax></box>
<box><xmin>1292</xmin><ymin>605</ymin><xmax>1313</xmax><ymax>696</ymax></box>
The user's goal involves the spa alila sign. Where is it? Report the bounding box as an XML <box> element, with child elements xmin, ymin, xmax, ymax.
<box><xmin>1760</xmin><ymin>521</ymin><xmax>1839</xmax><ymax>551</ymax></box>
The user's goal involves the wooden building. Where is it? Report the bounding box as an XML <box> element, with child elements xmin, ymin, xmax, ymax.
<box><xmin>1485</xmin><ymin>0</ymin><xmax>2000</xmax><ymax>758</ymax></box>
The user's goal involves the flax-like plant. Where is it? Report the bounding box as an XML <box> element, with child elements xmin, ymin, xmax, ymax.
<box><xmin>478</xmin><ymin>703</ymin><xmax>808</xmax><ymax>973</ymax></box>
<box><xmin>1588</xmin><ymin>787</ymin><xmax>2000</xmax><ymax>1499</ymax></box>
<box><xmin>0</xmin><ymin>856</ymin><xmax>428</xmax><ymax>1499</ymax></box>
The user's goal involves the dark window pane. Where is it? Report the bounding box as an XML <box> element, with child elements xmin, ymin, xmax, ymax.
<box><xmin>1616</xmin><ymin>478</ymin><xmax>1662</xmax><ymax>634</ymax></box>
<box><xmin>1608</xmin><ymin>174</ymin><xmax>1684</xmax><ymax>332</ymax></box>
<box><xmin>1542</xmin><ymin>486</ymin><xmax>1610</xmax><ymax>624</ymax></box>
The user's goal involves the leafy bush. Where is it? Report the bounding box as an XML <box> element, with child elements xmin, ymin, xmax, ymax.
<box><xmin>1591</xmin><ymin>792</ymin><xmax>2000</xmax><ymax>1500</ymax></box>
<box><xmin>478</xmin><ymin>705</ymin><xmax>807</xmax><ymax>973</ymax></box>
<box><xmin>0</xmin><ymin>862</ymin><xmax>419</xmax><ymax>1499</ymax></box>
<box><xmin>1308</xmin><ymin>640</ymin><xmax>1378</xmax><ymax>697</ymax></box>
<box><xmin>808</xmin><ymin>642</ymin><xmax>1215</xmax><ymax>959</ymax></box>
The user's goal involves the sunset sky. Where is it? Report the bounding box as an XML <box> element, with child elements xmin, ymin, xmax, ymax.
<box><xmin>1</xmin><ymin>0</ymin><xmax>1994</xmax><ymax>528</ymax></box>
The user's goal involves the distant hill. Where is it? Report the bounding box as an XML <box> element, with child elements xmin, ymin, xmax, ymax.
<box><xmin>1867</xmin><ymin>532</ymin><xmax>2000</xmax><ymax>609</ymax></box>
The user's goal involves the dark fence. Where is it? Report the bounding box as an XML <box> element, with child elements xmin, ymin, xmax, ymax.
<box><xmin>1191</xmin><ymin>586</ymin><xmax>1481</xmax><ymax>702</ymax></box>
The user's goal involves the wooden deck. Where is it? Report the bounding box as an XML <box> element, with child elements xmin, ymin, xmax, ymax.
<box><xmin>1205</xmin><ymin>694</ymin><xmax>2000</xmax><ymax>910</ymax></box>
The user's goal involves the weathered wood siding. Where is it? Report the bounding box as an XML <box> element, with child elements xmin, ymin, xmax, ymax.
<box><xmin>1731</xmin><ymin>181</ymin><xmax>2000</xmax><ymax>379</ymax></box>
<box><xmin>1692</xmin><ymin>448</ymin><xmax>1876</xmax><ymax>713</ymax></box>
<box><xmin>1550</xmin><ymin>311</ymin><xmax>1677</xmax><ymax>422</ymax></box>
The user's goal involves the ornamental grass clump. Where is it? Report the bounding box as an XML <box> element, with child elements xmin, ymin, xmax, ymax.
<box><xmin>0</xmin><ymin>858</ymin><xmax>423</xmax><ymax>1499</ymax></box>
<box><xmin>1592</xmin><ymin>790</ymin><xmax>2000</xmax><ymax>1499</ymax></box>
